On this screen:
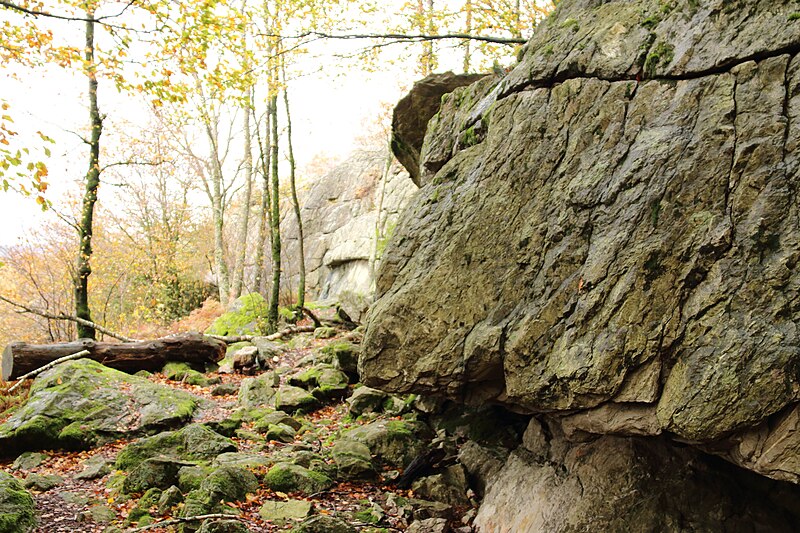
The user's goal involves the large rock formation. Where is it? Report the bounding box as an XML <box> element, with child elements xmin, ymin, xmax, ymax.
<box><xmin>362</xmin><ymin>0</ymin><xmax>800</xmax><ymax>498</ymax></box>
<box><xmin>281</xmin><ymin>149</ymin><xmax>417</xmax><ymax>319</ymax></box>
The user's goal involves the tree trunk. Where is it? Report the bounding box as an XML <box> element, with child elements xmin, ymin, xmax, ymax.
<box><xmin>75</xmin><ymin>12</ymin><xmax>102</xmax><ymax>340</ymax></box>
<box><xmin>231</xmin><ymin>86</ymin><xmax>255</xmax><ymax>299</ymax></box>
<box><xmin>463</xmin><ymin>0</ymin><xmax>472</xmax><ymax>73</ymax></box>
<box><xmin>267</xmin><ymin>91</ymin><xmax>281</xmax><ymax>333</ymax></box>
<box><xmin>252</xmin><ymin>102</ymin><xmax>272</xmax><ymax>294</ymax></box>
<box><xmin>2</xmin><ymin>333</ymin><xmax>226</xmax><ymax>381</ymax></box>
<box><xmin>282</xmin><ymin>73</ymin><xmax>305</xmax><ymax>311</ymax></box>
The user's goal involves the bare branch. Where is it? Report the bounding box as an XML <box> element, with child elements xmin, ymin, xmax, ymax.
<box><xmin>7</xmin><ymin>350</ymin><xmax>89</xmax><ymax>392</ymax></box>
<box><xmin>0</xmin><ymin>294</ymin><xmax>139</xmax><ymax>342</ymax></box>
<box><xmin>261</xmin><ymin>30</ymin><xmax>526</xmax><ymax>46</ymax></box>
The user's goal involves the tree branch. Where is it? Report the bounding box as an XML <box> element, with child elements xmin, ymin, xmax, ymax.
<box><xmin>0</xmin><ymin>0</ymin><xmax>136</xmax><ymax>27</ymax></box>
<box><xmin>206</xmin><ymin>324</ymin><xmax>315</xmax><ymax>344</ymax></box>
<box><xmin>7</xmin><ymin>350</ymin><xmax>89</xmax><ymax>392</ymax></box>
<box><xmin>263</xmin><ymin>30</ymin><xmax>526</xmax><ymax>45</ymax></box>
<box><xmin>0</xmin><ymin>294</ymin><xmax>139</xmax><ymax>342</ymax></box>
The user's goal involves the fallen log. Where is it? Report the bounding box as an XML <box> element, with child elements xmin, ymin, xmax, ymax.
<box><xmin>2</xmin><ymin>333</ymin><xmax>226</xmax><ymax>381</ymax></box>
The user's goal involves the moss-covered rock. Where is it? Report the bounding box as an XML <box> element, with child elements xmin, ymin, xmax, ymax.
<box><xmin>332</xmin><ymin>439</ymin><xmax>375</xmax><ymax>479</ymax></box>
<box><xmin>259</xmin><ymin>499</ymin><xmax>312</xmax><ymax>525</ymax></box>
<box><xmin>313</xmin><ymin>326</ymin><xmax>337</xmax><ymax>339</ymax></box>
<box><xmin>196</xmin><ymin>519</ymin><xmax>249</xmax><ymax>533</ymax></box>
<box><xmin>116</xmin><ymin>424</ymin><xmax>236</xmax><ymax>471</ymax></box>
<box><xmin>202</xmin><ymin>419</ymin><xmax>242</xmax><ymax>438</ymax></box>
<box><xmin>200</xmin><ymin>465</ymin><xmax>258</xmax><ymax>502</ymax></box>
<box><xmin>346</xmin><ymin>387</ymin><xmax>388</xmax><ymax>417</ymax></box>
<box><xmin>22</xmin><ymin>473</ymin><xmax>63</xmax><ymax>492</ymax></box>
<box><xmin>180</xmin><ymin>489</ymin><xmax>238</xmax><ymax>531</ymax></box>
<box><xmin>289</xmin><ymin>364</ymin><xmax>350</xmax><ymax>401</ymax></box>
<box><xmin>206</xmin><ymin>294</ymin><xmax>268</xmax><ymax>336</ymax></box>
<box><xmin>158</xmin><ymin>485</ymin><xmax>183</xmax><ymax>514</ymax></box>
<box><xmin>253</xmin><ymin>410</ymin><xmax>302</xmax><ymax>431</ymax></box>
<box><xmin>263</xmin><ymin>462</ymin><xmax>332</xmax><ymax>495</ymax></box>
<box><xmin>122</xmin><ymin>458</ymin><xmax>188</xmax><ymax>494</ymax></box>
<box><xmin>11</xmin><ymin>452</ymin><xmax>47</xmax><ymax>472</ymax></box>
<box><xmin>344</xmin><ymin>419</ymin><xmax>429</xmax><ymax>468</ymax></box>
<box><xmin>275</xmin><ymin>385</ymin><xmax>320</xmax><ymax>414</ymax></box>
<box><xmin>75</xmin><ymin>454</ymin><xmax>113</xmax><ymax>480</ymax></box>
<box><xmin>320</xmin><ymin>341</ymin><xmax>360</xmax><ymax>377</ymax></box>
<box><xmin>213</xmin><ymin>453</ymin><xmax>272</xmax><ymax>469</ymax></box>
<box><xmin>0</xmin><ymin>472</ymin><xmax>35</xmax><ymax>533</ymax></box>
<box><xmin>411</xmin><ymin>465</ymin><xmax>470</xmax><ymax>507</ymax></box>
<box><xmin>211</xmin><ymin>383</ymin><xmax>241</xmax><ymax>397</ymax></box>
<box><xmin>291</xmin><ymin>514</ymin><xmax>356</xmax><ymax>533</ymax></box>
<box><xmin>0</xmin><ymin>360</ymin><xmax>198</xmax><ymax>456</ymax></box>
<box><xmin>163</xmin><ymin>362</ymin><xmax>210</xmax><ymax>387</ymax></box>
<box><xmin>178</xmin><ymin>465</ymin><xmax>212</xmax><ymax>493</ymax></box>
<box><xmin>238</xmin><ymin>372</ymin><xmax>279</xmax><ymax>409</ymax></box>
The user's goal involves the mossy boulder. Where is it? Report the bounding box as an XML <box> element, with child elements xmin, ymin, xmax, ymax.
<box><xmin>313</xmin><ymin>327</ymin><xmax>337</xmax><ymax>339</ymax></box>
<box><xmin>332</xmin><ymin>439</ymin><xmax>375</xmax><ymax>479</ymax></box>
<box><xmin>75</xmin><ymin>454</ymin><xmax>113</xmax><ymax>480</ymax></box>
<box><xmin>344</xmin><ymin>419</ymin><xmax>429</xmax><ymax>468</ymax></box>
<box><xmin>213</xmin><ymin>453</ymin><xmax>272</xmax><ymax>469</ymax></box>
<box><xmin>0</xmin><ymin>472</ymin><xmax>35</xmax><ymax>533</ymax></box>
<box><xmin>122</xmin><ymin>458</ymin><xmax>189</xmax><ymax>494</ymax></box>
<box><xmin>200</xmin><ymin>465</ymin><xmax>258</xmax><ymax>502</ymax></box>
<box><xmin>252</xmin><ymin>410</ymin><xmax>302</xmax><ymax>431</ymax></box>
<box><xmin>163</xmin><ymin>362</ymin><xmax>210</xmax><ymax>387</ymax></box>
<box><xmin>275</xmin><ymin>385</ymin><xmax>320</xmax><ymax>414</ymax></box>
<box><xmin>211</xmin><ymin>383</ymin><xmax>240</xmax><ymax>397</ymax></box>
<box><xmin>259</xmin><ymin>499</ymin><xmax>313</xmax><ymax>525</ymax></box>
<box><xmin>206</xmin><ymin>293</ymin><xmax>268</xmax><ymax>336</ymax></box>
<box><xmin>158</xmin><ymin>485</ymin><xmax>183</xmax><ymax>514</ymax></box>
<box><xmin>238</xmin><ymin>372</ymin><xmax>279</xmax><ymax>408</ymax></box>
<box><xmin>411</xmin><ymin>465</ymin><xmax>470</xmax><ymax>507</ymax></box>
<box><xmin>346</xmin><ymin>387</ymin><xmax>388</xmax><ymax>417</ymax></box>
<box><xmin>320</xmin><ymin>342</ymin><xmax>360</xmax><ymax>377</ymax></box>
<box><xmin>22</xmin><ymin>473</ymin><xmax>63</xmax><ymax>492</ymax></box>
<box><xmin>263</xmin><ymin>462</ymin><xmax>332</xmax><ymax>495</ymax></box>
<box><xmin>0</xmin><ymin>359</ymin><xmax>198</xmax><ymax>456</ymax></box>
<box><xmin>196</xmin><ymin>519</ymin><xmax>249</xmax><ymax>533</ymax></box>
<box><xmin>116</xmin><ymin>424</ymin><xmax>236</xmax><ymax>471</ymax></box>
<box><xmin>289</xmin><ymin>364</ymin><xmax>350</xmax><ymax>401</ymax></box>
<box><xmin>180</xmin><ymin>489</ymin><xmax>238</xmax><ymax>531</ymax></box>
<box><xmin>178</xmin><ymin>465</ymin><xmax>212</xmax><ymax>493</ymax></box>
<box><xmin>291</xmin><ymin>515</ymin><xmax>356</xmax><ymax>533</ymax></box>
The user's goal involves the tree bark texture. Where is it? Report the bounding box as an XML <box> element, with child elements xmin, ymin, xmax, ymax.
<box><xmin>2</xmin><ymin>333</ymin><xmax>226</xmax><ymax>381</ymax></box>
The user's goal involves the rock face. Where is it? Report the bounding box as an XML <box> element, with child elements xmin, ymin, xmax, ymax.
<box><xmin>363</xmin><ymin>0</ymin><xmax>800</xmax><ymax>487</ymax></box>
<box><xmin>281</xmin><ymin>148</ymin><xmax>418</xmax><ymax>320</ymax></box>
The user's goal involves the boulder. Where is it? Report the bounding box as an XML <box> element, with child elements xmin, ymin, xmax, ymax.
<box><xmin>346</xmin><ymin>386</ymin><xmax>388</xmax><ymax>417</ymax></box>
<box><xmin>200</xmin><ymin>465</ymin><xmax>258</xmax><ymax>502</ymax></box>
<box><xmin>115</xmin><ymin>424</ymin><xmax>236</xmax><ymax>470</ymax></box>
<box><xmin>362</xmin><ymin>0</ymin><xmax>800</xmax><ymax>484</ymax></box>
<box><xmin>11</xmin><ymin>452</ymin><xmax>47</xmax><ymax>472</ymax></box>
<box><xmin>22</xmin><ymin>473</ymin><xmax>63</xmax><ymax>492</ymax></box>
<box><xmin>263</xmin><ymin>462</ymin><xmax>332</xmax><ymax>495</ymax></box>
<box><xmin>196</xmin><ymin>519</ymin><xmax>249</xmax><ymax>533</ymax></box>
<box><xmin>238</xmin><ymin>372</ymin><xmax>278</xmax><ymax>408</ymax></box>
<box><xmin>411</xmin><ymin>465</ymin><xmax>470</xmax><ymax>507</ymax></box>
<box><xmin>163</xmin><ymin>362</ymin><xmax>209</xmax><ymax>386</ymax></box>
<box><xmin>275</xmin><ymin>385</ymin><xmax>320</xmax><ymax>414</ymax></box>
<box><xmin>332</xmin><ymin>439</ymin><xmax>375</xmax><ymax>479</ymax></box>
<box><xmin>320</xmin><ymin>341</ymin><xmax>360</xmax><ymax>377</ymax></box>
<box><xmin>0</xmin><ymin>472</ymin><xmax>35</xmax><ymax>533</ymax></box>
<box><xmin>75</xmin><ymin>455</ymin><xmax>113</xmax><ymax>480</ymax></box>
<box><xmin>391</xmin><ymin>71</ymin><xmax>487</xmax><ymax>187</ymax></box>
<box><xmin>289</xmin><ymin>364</ymin><xmax>350</xmax><ymax>400</ymax></box>
<box><xmin>291</xmin><ymin>515</ymin><xmax>356</xmax><ymax>533</ymax></box>
<box><xmin>344</xmin><ymin>419</ymin><xmax>429</xmax><ymax>468</ymax></box>
<box><xmin>206</xmin><ymin>293</ymin><xmax>268</xmax><ymax>337</ymax></box>
<box><xmin>0</xmin><ymin>359</ymin><xmax>198</xmax><ymax>456</ymax></box>
<box><xmin>122</xmin><ymin>457</ymin><xmax>188</xmax><ymax>494</ymax></box>
<box><xmin>158</xmin><ymin>485</ymin><xmax>183</xmax><ymax>514</ymax></box>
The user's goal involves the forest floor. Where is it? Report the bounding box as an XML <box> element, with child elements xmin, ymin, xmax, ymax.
<box><xmin>0</xmin><ymin>326</ymin><xmax>451</xmax><ymax>532</ymax></box>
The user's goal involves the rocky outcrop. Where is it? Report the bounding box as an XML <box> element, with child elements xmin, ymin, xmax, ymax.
<box><xmin>391</xmin><ymin>72</ymin><xmax>487</xmax><ymax>187</ymax></box>
<box><xmin>281</xmin><ymin>149</ymin><xmax>417</xmax><ymax>320</ymax></box>
<box><xmin>362</xmin><ymin>0</ymin><xmax>800</xmax><ymax>488</ymax></box>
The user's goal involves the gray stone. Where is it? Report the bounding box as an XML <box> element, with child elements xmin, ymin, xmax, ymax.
<box><xmin>178</xmin><ymin>465</ymin><xmax>211</xmax><ymax>493</ymax></box>
<box><xmin>196</xmin><ymin>519</ymin><xmax>249</xmax><ymax>533</ymax></box>
<box><xmin>457</xmin><ymin>441</ymin><xmax>507</xmax><ymax>497</ymax></box>
<box><xmin>163</xmin><ymin>362</ymin><xmax>209</xmax><ymax>387</ymax></box>
<box><xmin>274</xmin><ymin>385</ymin><xmax>320</xmax><ymax>414</ymax></box>
<box><xmin>362</xmin><ymin>0</ymin><xmax>800</xmax><ymax>484</ymax></box>
<box><xmin>407</xmin><ymin>518</ymin><xmax>448</xmax><ymax>533</ymax></box>
<box><xmin>211</xmin><ymin>383</ymin><xmax>240</xmax><ymax>396</ymax></box>
<box><xmin>213</xmin><ymin>452</ymin><xmax>271</xmax><ymax>469</ymax></box>
<box><xmin>332</xmin><ymin>439</ymin><xmax>375</xmax><ymax>479</ymax></box>
<box><xmin>22</xmin><ymin>473</ymin><xmax>63</xmax><ymax>492</ymax></box>
<box><xmin>313</xmin><ymin>327</ymin><xmax>337</xmax><ymax>339</ymax></box>
<box><xmin>411</xmin><ymin>465</ymin><xmax>469</xmax><ymax>507</ymax></box>
<box><xmin>0</xmin><ymin>360</ymin><xmax>198</xmax><ymax>456</ymax></box>
<box><xmin>11</xmin><ymin>452</ymin><xmax>47</xmax><ymax>472</ymax></box>
<box><xmin>346</xmin><ymin>387</ymin><xmax>387</xmax><ymax>417</ymax></box>
<box><xmin>122</xmin><ymin>458</ymin><xmax>188</xmax><ymax>494</ymax></box>
<box><xmin>0</xmin><ymin>472</ymin><xmax>35</xmax><ymax>533</ymax></box>
<box><xmin>75</xmin><ymin>455</ymin><xmax>113</xmax><ymax>480</ymax></box>
<box><xmin>258</xmin><ymin>499</ymin><xmax>312</xmax><ymax>525</ymax></box>
<box><xmin>344</xmin><ymin>419</ymin><xmax>428</xmax><ymax>468</ymax></box>
<box><xmin>292</xmin><ymin>515</ymin><xmax>355</xmax><ymax>533</ymax></box>
<box><xmin>238</xmin><ymin>372</ymin><xmax>278</xmax><ymax>408</ymax></box>
<box><xmin>200</xmin><ymin>465</ymin><xmax>258</xmax><ymax>502</ymax></box>
<box><xmin>158</xmin><ymin>485</ymin><xmax>183</xmax><ymax>514</ymax></box>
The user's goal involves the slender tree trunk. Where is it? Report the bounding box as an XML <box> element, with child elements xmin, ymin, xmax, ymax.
<box><xmin>282</xmin><ymin>72</ymin><xmax>304</xmax><ymax>311</ymax></box>
<box><xmin>463</xmin><ymin>0</ymin><xmax>472</xmax><ymax>73</ymax></box>
<box><xmin>231</xmin><ymin>87</ymin><xmax>254</xmax><ymax>299</ymax></box>
<box><xmin>203</xmin><ymin>115</ymin><xmax>230</xmax><ymax>304</ymax></box>
<box><xmin>75</xmin><ymin>13</ymin><xmax>102</xmax><ymax>340</ymax></box>
<box><xmin>252</xmin><ymin>104</ymin><xmax>272</xmax><ymax>294</ymax></box>
<box><xmin>266</xmin><ymin>91</ymin><xmax>281</xmax><ymax>333</ymax></box>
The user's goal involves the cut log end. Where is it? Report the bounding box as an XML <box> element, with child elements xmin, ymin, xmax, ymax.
<box><xmin>2</xmin><ymin>344</ymin><xmax>14</xmax><ymax>382</ymax></box>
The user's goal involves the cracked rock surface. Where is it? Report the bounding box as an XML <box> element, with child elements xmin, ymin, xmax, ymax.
<box><xmin>362</xmin><ymin>0</ymin><xmax>800</xmax><ymax>484</ymax></box>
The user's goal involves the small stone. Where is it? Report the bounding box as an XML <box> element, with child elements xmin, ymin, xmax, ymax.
<box><xmin>263</xmin><ymin>462</ymin><xmax>332</xmax><ymax>495</ymax></box>
<box><xmin>158</xmin><ymin>485</ymin><xmax>183</xmax><ymax>514</ymax></box>
<box><xmin>211</xmin><ymin>383</ymin><xmax>240</xmax><ymax>396</ymax></box>
<box><xmin>346</xmin><ymin>387</ymin><xmax>388</xmax><ymax>417</ymax></box>
<box><xmin>0</xmin><ymin>472</ymin><xmax>36</xmax><ymax>533</ymax></box>
<box><xmin>200</xmin><ymin>465</ymin><xmax>258</xmax><ymax>502</ymax></box>
<box><xmin>332</xmin><ymin>439</ymin><xmax>375</xmax><ymax>479</ymax></box>
<box><xmin>122</xmin><ymin>458</ymin><xmax>188</xmax><ymax>494</ymax></box>
<box><xmin>88</xmin><ymin>504</ymin><xmax>116</xmax><ymax>523</ymax></box>
<box><xmin>196</xmin><ymin>519</ymin><xmax>249</xmax><ymax>533</ymax></box>
<box><xmin>407</xmin><ymin>518</ymin><xmax>448</xmax><ymax>533</ymax></box>
<box><xmin>75</xmin><ymin>455</ymin><xmax>113</xmax><ymax>480</ymax></box>
<box><xmin>293</xmin><ymin>514</ymin><xmax>356</xmax><ymax>533</ymax></box>
<box><xmin>275</xmin><ymin>385</ymin><xmax>320</xmax><ymax>414</ymax></box>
